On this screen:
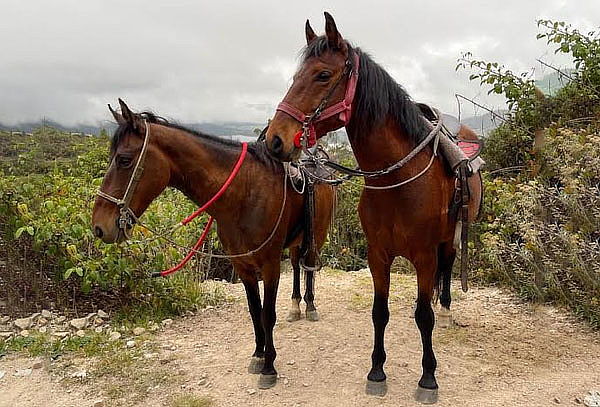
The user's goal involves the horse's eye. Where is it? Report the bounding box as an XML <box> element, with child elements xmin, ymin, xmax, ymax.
<box><xmin>117</xmin><ymin>155</ymin><xmax>133</xmax><ymax>168</ymax></box>
<box><xmin>316</xmin><ymin>71</ymin><xmax>332</xmax><ymax>82</ymax></box>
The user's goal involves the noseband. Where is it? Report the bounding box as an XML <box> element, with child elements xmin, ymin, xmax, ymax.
<box><xmin>276</xmin><ymin>50</ymin><xmax>360</xmax><ymax>149</ymax></box>
<box><xmin>97</xmin><ymin>120</ymin><xmax>150</xmax><ymax>235</ymax></box>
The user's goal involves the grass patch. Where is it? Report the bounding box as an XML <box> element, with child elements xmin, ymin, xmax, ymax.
<box><xmin>112</xmin><ymin>279</ymin><xmax>229</xmax><ymax>327</ymax></box>
<box><xmin>0</xmin><ymin>331</ymin><xmax>121</xmax><ymax>358</ymax></box>
<box><xmin>171</xmin><ymin>394</ymin><xmax>213</xmax><ymax>407</ymax></box>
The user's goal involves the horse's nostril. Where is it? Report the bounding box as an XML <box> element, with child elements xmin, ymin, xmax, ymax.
<box><xmin>271</xmin><ymin>135</ymin><xmax>283</xmax><ymax>155</ymax></box>
<box><xmin>94</xmin><ymin>226</ymin><xmax>104</xmax><ymax>238</ymax></box>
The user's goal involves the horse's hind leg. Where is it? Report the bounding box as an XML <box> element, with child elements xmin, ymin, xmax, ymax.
<box><xmin>437</xmin><ymin>242</ymin><xmax>456</xmax><ymax>329</ymax></box>
<box><xmin>240</xmin><ymin>270</ymin><xmax>265</xmax><ymax>374</ymax></box>
<box><xmin>365</xmin><ymin>249</ymin><xmax>392</xmax><ymax>396</ymax></box>
<box><xmin>286</xmin><ymin>247</ymin><xmax>302</xmax><ymax>322</ymax></box>
<box><xmin>303</xmin><ymin>266</ymin><xmax>319</xmax><ymax>322</ymax></box>
<box><xmin>414</xmin><ymin>249</ymin><xmax>439</xmax><ymax>404</ymax></box>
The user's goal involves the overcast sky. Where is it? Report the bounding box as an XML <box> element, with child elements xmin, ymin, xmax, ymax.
<box><xmin>1</xmin><ymin>0</ymin><xmax>598</xmax><ymax>127</ymax></box>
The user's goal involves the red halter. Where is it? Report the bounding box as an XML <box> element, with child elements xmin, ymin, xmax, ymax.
<box><xmin>276</xmin><ymin>51</ymin><xmax>360</xmax><ymax>149</ymax></box>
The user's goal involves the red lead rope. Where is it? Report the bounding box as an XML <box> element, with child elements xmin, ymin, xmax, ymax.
<box><xmin>155</xmin><ymin>142</ymin><xmax>248</xmax><ymax>277</ymax></box>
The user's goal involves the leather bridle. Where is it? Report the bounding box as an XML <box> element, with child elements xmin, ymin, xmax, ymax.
<box><xmin>96</xmin><ymin>120</ymin><xmax>150</xmax><ymax>236</ymax></box>
<box><xmin>276</xmin><ymin>49</ymin><xmax>360</xmax><ymax>150</ymax></box>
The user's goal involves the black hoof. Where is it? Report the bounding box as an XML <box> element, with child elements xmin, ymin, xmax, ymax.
<box><xmin>415</xmin><ymin>385</ymin><xmax>438</xmax><ymax>404</ymax></box>
<box><xmin>258</xmin><ymin>373</ymin><xmax>277</xmax><ymax>389</ymax></box>
<box><xmin>248</xmin><ymin>357</ymin><xmax>264</xmax><ymax>374</ymax></box>
<box><xmin>366</xmin><ymin>379</ymin><xmax>387</xmax><ymax>396</ymax></box>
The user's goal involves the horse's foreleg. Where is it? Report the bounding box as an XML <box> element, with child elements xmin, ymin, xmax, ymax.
<box><xmin>414</xmin><ymin>249</ymin><xmax>439</xmax><ymax>404</ymax></box>
<box><xmin>258</xmin><ymin>261</ymin><xmax>280</xmax><ymax>389</ymax></box>
<box><xmin>437</xmin><ymin>242</ymin><xmax>456</xmax><ymax>329</ymax></box>
<box><xmin>365</xmin><ymin>249</ymin><xmax>392</xmax><ymax>396</ymax></box>
<box><xmin>286</xmin><ymin>247</ymin><xmax>302</xmax><ymax>322</ymax></box>
<box><xmin>240</xmin><ymin>270</ymin><xmax>265</xmax><ymax>374</ymax></box>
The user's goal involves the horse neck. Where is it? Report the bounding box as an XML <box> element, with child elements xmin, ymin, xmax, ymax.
<box><xmin>154</xmin><ymin>125</ymin><xmax>247</xmax><ymax>218</ymax></box>
<box><xmin>346</xmin><ymin>117</ymin><xmax>420</xmax><ymax>173</ymax></box>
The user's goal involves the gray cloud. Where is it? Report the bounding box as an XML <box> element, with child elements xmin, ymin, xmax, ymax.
<box><xmin>1</xmin><ymin>0</ymin><xmax>598</xmax><ymax>126</ymax></box>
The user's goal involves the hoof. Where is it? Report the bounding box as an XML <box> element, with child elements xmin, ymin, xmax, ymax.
<box><xmin>248</xmin><ymin>357</ymin><xmax>264</xmax><ymax>374</ymax></box>
<box><xmin>414</xmin><ymin>386</ymin><xmax>438</xmax><ymax>404</ymax></box>
<box><xmin>436</xmin><ymin>309</ymin><xmax>453</xmax><ymax>329</ymax></box>
<box><xmin>258</xmin><ymin>373</ymin><xmax>277</xmax><ymax>389</ymax></box>
<box><xmin>366</xmin><ymin>379</ymin><xmax>387</xmax><ymax>396</ymax></box>
<box><xmin>286</xmin><ymin>310</ymin><xmax>302</xmax><ymax>322</ymax></box>
<box><xmin>305</xmin><ymin>309</ymin><xmax>320</xmax><ymax>322</ymax></box>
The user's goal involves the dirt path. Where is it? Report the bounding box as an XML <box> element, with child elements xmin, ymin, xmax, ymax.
<box><xmin>2</xmin><ymin>268</ymin><xmax>599</xmax><ymax>406</ymax></box>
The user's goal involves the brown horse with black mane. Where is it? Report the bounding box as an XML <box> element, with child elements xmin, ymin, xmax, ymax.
<box><xmin>264</xmin><ymin>13</ymin><xmax>483</xmax><ymax>404</ymax></box>
<box><xmin>92</xmin><ymin>99</ymin><xmax>335</xmax><ymax>389</ymax></box>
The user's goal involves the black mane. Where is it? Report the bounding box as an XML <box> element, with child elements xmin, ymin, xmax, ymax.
<box><xmin>302</xmin><ymin>37</ymin><xmax>429</xmax><ymax>144</ymax></box>
<box><xmin>111</xmin><ymin>111</ymin><xmax>278</xmax><ymax>169</ymax></box>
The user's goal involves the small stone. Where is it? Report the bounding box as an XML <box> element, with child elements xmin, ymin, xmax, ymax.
<box><xmin>14</xmin><ymin>317</ymin><xmax>32</xmax><ymax>330</ymax></box>
<box><xmin>148</xmin><ymin>323</ymin><xmax>159</xmax><ymax>332</ymax></box>
<box><xmin>126</xmin><ymin>340</ymin><xmax>136</xmax><ymax>348</ymax></box>
<box><xmin>108</xmin><ymin>332</ymin><xmax>121</xmax><ymax>341</ymax></box>
<box><xmin>37</xmin><ymin>317</ymin><xmax>48</xmax><ymax>327</ymax></box>
<box><xmin>247</xmin><ymin>389</ymin><xmax>256</xmax><ymax>395</ymax></box>
<box><xmin>86</xmin><ymin>312</ymin><xmax>97</xmax><ymax>320</ymax></box>
<box><xmin>41</xmin><ymin>310</ymin><xmax>52</xmax><ymax>319</ymax></box>
<box><xmin>287</xmin><ymin>360</ymin><xmax>295</xmax><ymax>365</ymax></box>
<box><xmin>284</xmin><ymin>378</ymin><xmax>290</xmax><ymax>385</ymax></box>
<box><xmin>92</xmin><ymin>401</ymin><xmax>105</xmax><ymax>407</ymax></box>
<box><xmin>70</xmin><ymin>318</ymin><xmax>88</xmax><ymax>330</ymax></box>
<box><xmin>93</xmin><ymin>317</ymin><xmax>104</xmax><ymax>326</ymax></box>
<box><xmin>133</xmin><ymin>327</ymin><xmax>145</xmax><ymax>336</ymax></box>
<box><xmin>56</xmin><ymin>316</ymin><xmax>66</xmax><ymax>324</ymax></box>
<box><xmin>584</xmin><ymin>391</ymin><xmax>600</xmax><ymax>407</ymax></box>
<box><xmin>576</xmin><ymin>397</ymin><xmax>583</xmax><ymax>404</ymax></box>
<box><xmin>0</xmin><ymin>332</ymin><xmax>13</xmax><ymax>339</ymax></box>
<box><xmin>32</xmin><ymin>361</ymin><xmax>43</xmax><ymax>370</ymax></box>
<box><xmin>20</xmin><ymin>330</ymin><xmax>30</xmax><ymax>337</ymax></box>
<box><xmin>39</xmin><ymin>326</ymin><xmax>47</xmax><ymax>334</ymax></box>
<box><xmin>14</xmin><ymin>368</ymin><xmax>32</xmax><ymax>377</ymax></box>
<box><xmin>97</xmin><ymin>310</ymin><xmax>109</xmax><ymax>319</ymax></box>
<box><xmin>302</xmin><ymin>383</ymin><xmax>309</xmax><ymax>387</ymax></box>
<box><xmin>30</xmin><ymin>313</ymin><xmax>40</xmax><ymax>321</ymax></box>
<box><xmin>53</xmin><ymin>331</ymin><xmax>69</xmax><ymax>338</ymax></box>
<box><xmin>94</xmin><ymin>327</ymin><xmax>103</xmax><ymax>334</ymax></box>
<box><xmin>0</xmin><ymin>371</ymin><xmax>5</xmax><ymax>380</ymax></box>
<box><xmin>161</xmin><ymin>319</ymin><xmax>173</xmax><ymax>326</ymax></box>
<box><xmin>0</xmin><ymin>316</ymin><xmax>9</xmax><ymax>324</ymax></box>
<box><xmin>70</xmin><ymin>370</ymin><xmax>87</xmax><ymax>379</ymax></box>
<box><xmin>76</xmin><ymin>330</ymin><xmax>86</xmax><ymax>337</ymax></box>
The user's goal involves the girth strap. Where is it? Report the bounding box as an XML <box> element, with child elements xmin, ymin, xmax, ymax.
<box><xmin>299</xmin><ymin>177</ymin><xmax>321</xmax><ymax>271</ymax></box>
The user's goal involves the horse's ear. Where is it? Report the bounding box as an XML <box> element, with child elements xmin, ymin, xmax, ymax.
<box><xmin>118</xmin><ymin>98</ymin><xmax>134</xmax><ymax>123</ymax></box>
<box><xmin>108</xmin><ymin>103</ymin><xmax>125</xmax><ymax>125</ymax></box>
<box><xmin>118</xmin><ymin>98</ymin><xmax>142</xmax><ymax>131</ymax></box>
<box><xmin>305</xmin><ymin>19</ymin><xmax>317</xmax><ymax>44</ymax></box>
<box><xmin>324</xmin><ymin>12</ymin><xmax>343</xmax><ymax>49</ymax></box>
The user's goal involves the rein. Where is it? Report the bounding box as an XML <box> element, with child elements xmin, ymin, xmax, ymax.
<box><xmin>97</xmin><ymin>122</ymin><xmax>289</xmax><ymax>277</ymax></box>
<box><xmin>299</xmin><ymin>111</ymin><xmax>443</xmax><ymax>190</ymax></box>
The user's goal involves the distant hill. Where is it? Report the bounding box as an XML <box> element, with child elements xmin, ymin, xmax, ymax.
<box><xmin>1</xmin><ymin>112</ymin><xmax>508</xmax><ymax>140</ymax></box>
<box><xmin>535</xmin><ymin>69</ymin><xmax>575</xmax><ymax>96</ymax></box>
<box><xmin>0</xmin><ymin>119</ymin><xmax>265</xmax><ymax>139</ymax></box>
<box><xmin>461</xmin><ymin>111</ymin><xmax>508</xmax><ymax>136</ymax></box>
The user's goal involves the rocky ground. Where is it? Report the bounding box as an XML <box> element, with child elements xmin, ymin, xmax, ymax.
<box><xmin>1</xmin><ymin>269</ymin><xmax>600</xmax><ymax>407</ymax></box>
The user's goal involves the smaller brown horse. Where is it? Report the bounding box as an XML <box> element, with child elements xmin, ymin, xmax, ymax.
<box><xmin>92</xmin><ymin>99</ymin><xmax>335</xmax><ymax>389</ymax></box>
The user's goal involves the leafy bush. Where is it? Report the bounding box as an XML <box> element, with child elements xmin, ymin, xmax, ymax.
<box><xmin>471</xmin><ymin>125</ymin><xmax>600</xmax><ymax>327</ymax></box>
